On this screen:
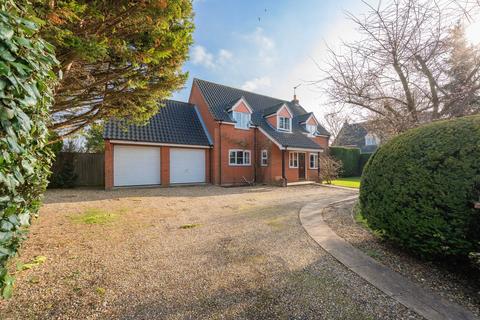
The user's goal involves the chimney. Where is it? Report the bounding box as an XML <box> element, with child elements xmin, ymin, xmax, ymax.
<box><xmin>292</xmin><ymin>94</ymin><xmax>299</xmax><ymax>105</ymax></box>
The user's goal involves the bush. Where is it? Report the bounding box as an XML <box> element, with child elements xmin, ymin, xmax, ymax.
<box><xmin>330</xmin><ymin>146</ymin><xmax>360</xmax><ymax>177</ymax></box>
<box><xmin>360</xmin><ymin>116</ymin><xmax>480</xmax><ymax>262</ymax></box>
<box><xmin>0</xmin><ymin>2</ymin><xmax>57</xmax><ymax>298</ymax></box>
<box><xmin>49</xmin><ymin>154</ymin><xmax>78</xmax><ymax>188</ymax></box>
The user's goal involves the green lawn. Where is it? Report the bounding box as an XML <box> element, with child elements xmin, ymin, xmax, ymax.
<box><xmin>325</xmin><ymin>177</ymin><xmax>361</xmax><ymax>188</ymax></box>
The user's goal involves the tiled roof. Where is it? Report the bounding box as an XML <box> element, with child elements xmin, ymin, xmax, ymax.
<box><xmin>333</xmin><ymin>122</ymin><xmax>378</xmax><ymax>153</ymax></box>
<box><xmin>194</xmin><ymin>78</ymin><xmax>330</xmax><ymax>149</ymax></box>
<box><xmin>104</xmin><ymin>100</ymin><xmax>212</xmax><ymax>147</ymax></box>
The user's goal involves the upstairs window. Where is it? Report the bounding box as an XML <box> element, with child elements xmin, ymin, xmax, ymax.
<box><xmin>365</xmin><ymin>133</ymin><xmax>379</xmax><ymax>146</ymax></box>
<box><xmin>232</xmin><ymin>111</ymin><xmax>251</xmax><ymax>129</ymax></box>
<box><xmin>229</xmin><ymin>150</ymin><xmax>251</xmax><ymax>166</ymax></box>
<box><xmin>306</xmin><ymin>124</ymin><xmax>317</xmax><ymax>135</ymax></box>
<box><xmin>278</xmin><ymin>116</ymin><xmax>291</xmax><ymax>131</ymax></box>
<box><xmin>261</xmin><ymin>150</ymin><xmax>268</xmax><ymax>166</ymax></box>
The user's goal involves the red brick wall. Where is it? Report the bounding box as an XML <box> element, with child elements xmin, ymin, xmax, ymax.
<box><xmin>104</xmin><ymin>140</ymin><xmax>113</xmax><ymax>190</ymax></box>
<box><xmin>189</xmin><ymin>82</ymin><xmax>220</xmax><ymax>184</ymax></box>
<box><xmin>218</xmin><ymin>123</ymin><xmax>255</xmax><ymax>185</ymax></box>
<box><xmin>266</xmin><ymin>115</ymin><xmax>276</xmax><ymax>128</ymax></box>
<box><xmin>233</xmin><ymin>101</ymin><xmax>251</xmax><ymax>113</ymax></box>
<box><xmin>306</xmin><ymin>116</ymin><xmax>318</xmax><ymax>125</ymax></box>
<box><xmin>160</xmin><ymin>146</ymin><xmax>170</xmax><ymax>187</ymax></box>
<box><xmin>278</xmin><ymin>106</ymin><xmax>292</xmax><ymax>118</ymax></box>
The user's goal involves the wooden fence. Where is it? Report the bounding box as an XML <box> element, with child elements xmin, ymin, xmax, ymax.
<box><xmin>51</xmin><ymin>152</ymin><xmax>104</xmax><ymax>187</ymax></box>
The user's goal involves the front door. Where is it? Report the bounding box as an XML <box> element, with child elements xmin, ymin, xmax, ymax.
<box><xmin>298</xmin><ymin>153</ymin><xmax>306</xmax><ymax>180</ymax></box>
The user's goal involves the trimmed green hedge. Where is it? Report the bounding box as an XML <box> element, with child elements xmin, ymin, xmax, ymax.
<box><xmin>0</xmin><ymin>2</ymin><xmax>57</xmax><ymax>298</ymax></box>
<box><xmin>330</xmin><ymin>146</ymin><xmax>360</xmax><ymax>177</ymax></box>
<box><xmin>358</xmin><ymin>153</ymin><xmax>372</xmax><ymax>175</ymax></box>
<box><xmin>360</xmin><ymin>116</ymin><xmax>480</xmax><ymax>261</ymax></box>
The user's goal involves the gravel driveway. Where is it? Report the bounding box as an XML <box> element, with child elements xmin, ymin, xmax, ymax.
<box><xmin>0</xmin><ymin>185</ymin><xmax>420</xmax><ymax>319</ymax></box>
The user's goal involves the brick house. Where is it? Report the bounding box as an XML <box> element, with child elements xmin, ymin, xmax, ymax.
<box><xmin>104</xmin><ymin>79</ymin><xmax>330</xmax><ymax>188</ymax></box>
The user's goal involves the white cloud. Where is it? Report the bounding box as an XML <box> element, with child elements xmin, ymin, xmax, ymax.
<box><xmin>218</xmin><ymin>49</ymin><xmax>233</xmax><ymax>64</ymax></box>
<box><xmin>191</xmin><ymin>45</ymin><xmax>215</xmax><ymax>68</ymax></box>
<box><xmin>191</xmin><ymin>46</ymin><xmax>233</xmax><ymax>69</ymax></box>
<box><xmin>241</xmin><ymin>76</ymin><xmax>272</xmax><ymax>91</ymax></box>
<box><xmin>244</xmin><ymin>27</ymin><xmax>276</xmax><ymax>65</ymax></box>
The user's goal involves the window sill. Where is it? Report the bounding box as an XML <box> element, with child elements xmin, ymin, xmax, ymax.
<box><xmin>228</xmin><ymin>164</ymin><xmax>252</xmax><ymax>166</ymax></box>
<box><xmin>234</xmin><ymin>127</ymin><xmax>251</xmax><ymax>131</ymax></box>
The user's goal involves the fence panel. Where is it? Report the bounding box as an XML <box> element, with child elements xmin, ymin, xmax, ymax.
<box><xmin>51</xmin><ymin>152</ymin><xmax>104</xmax><ymax>187</ymax></box>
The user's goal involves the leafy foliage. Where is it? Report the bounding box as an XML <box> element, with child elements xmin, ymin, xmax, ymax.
<box><xmin>360</xmin><ymin>116</ymin><xmax>480</xmax><ymax>262</ymax></box>
<box><xmin>28</xmin><ymin>0</ymin><xmax>194</xmax><ymax>137</ymax></box>
<box><xmin>330</xmin><ymin>147</ymin><xmax>361</xmax><ymax>177</ymax></box>
<box><xmin>0</xmin><ymin>1</ymin><xmax>57</xmax><ymax>298</ymax></box>
<box><xmin>84</xmin><ymin>123</ymin><xmax>104</xmax><ymax>153</ymax></box>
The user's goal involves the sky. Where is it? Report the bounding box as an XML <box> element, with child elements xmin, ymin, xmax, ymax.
<box><xmin>172</xmin><ymin>0</ymin><xmax>480</xmax><ymax>122</ymax></box>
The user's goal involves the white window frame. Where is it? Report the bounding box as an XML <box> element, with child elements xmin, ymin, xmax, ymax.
<box><xmin>261</xmin><ymin>149</ymin><xmax>268</xmax><ymax>166</ymax></box>
<box><xmin>365</xmin><ymin>133</ymin><xmax>379</xmax><ymax>146</ymax></box>
<box><xmin>309</xmin><ymin>153</ymin><xmax>318</xmax><ymax>169</ymax></box>
<box><xmin>306</xmin><ymin>124</ymin><xmax>317</xmax><ymax>135</ymax></box>
<box><xmin>228</xmin><ymin>149</ymin><xmax>251</xmax><ymax>166</ymax></box>
<box><xmin>289</xmin><ymin>152</ymin><xmax>299</xmax><ymax>168</ymax></box>
<box><xmin>232</xmin><ymin>111</ymin><xmax>251</xmax><ymax>130</ymax></box>
<box><xmin>278</xmin><ymin>116</ymin><xmax>292</xmax><ymax>132</ymax></box>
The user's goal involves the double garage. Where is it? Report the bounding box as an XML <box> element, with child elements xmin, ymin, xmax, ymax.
<box><xmin>112</xmin><ymin>144</ymin><xmax>208</xmax><ymax>187</ymax></box>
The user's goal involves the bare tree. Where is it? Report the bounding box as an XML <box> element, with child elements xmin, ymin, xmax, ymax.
<box><xmin>322</xmin><ymin>0</ymin><xmax>480</xmax><ymax>134</ymax></box>
<box><xmin>320</xmin><ymin>105</ymin><xmax>351</xmax><ymax>141</ymax></box>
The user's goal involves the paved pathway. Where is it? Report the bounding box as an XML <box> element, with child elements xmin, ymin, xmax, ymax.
<box><xmin>300</xmin><ymin>196</ymin><xmax>479</xmax><ymax>320</ymax></box>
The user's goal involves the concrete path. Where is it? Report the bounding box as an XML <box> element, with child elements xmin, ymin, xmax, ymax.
<box><xmin>300</xmin><ymin>196</ymin><xmax>479</xmax><ymax>320</ymax></box>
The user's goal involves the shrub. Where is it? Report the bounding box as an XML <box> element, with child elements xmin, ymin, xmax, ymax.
<box><xmin>360</xmin><ymin>116</ymin><xmax>480</xmax><ymax>261</ymax></box>
<box><xmin>330</xmin><ymin>146</ymin><xmax>360</xmax><ymax>177</ymax></box>
<box><xmin>49</xmin><ymin>154</ymin><xmax>78</xmax><ymax>188</ymax></box>
<box><xmin>0</xmin><ymin>2</ymin><xmax>57</xmax><ymax>298</ymax></box>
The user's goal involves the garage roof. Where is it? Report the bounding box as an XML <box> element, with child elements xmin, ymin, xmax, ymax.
<box><xmin>104</xmin><ymin>100</ymin><xmax>212</xmax><ymax>147</ymax></box>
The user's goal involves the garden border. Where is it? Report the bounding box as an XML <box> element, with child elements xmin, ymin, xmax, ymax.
<box><xmin>299</xmin><ymin>196</ymin><xmax>478</xmax><ymax>320</ymax></box>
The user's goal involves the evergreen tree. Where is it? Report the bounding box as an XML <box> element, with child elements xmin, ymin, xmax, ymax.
<box><xmin>443</xmin><ymin>23</ymin><xmax>480</xmax><ymax>117</ymax></box>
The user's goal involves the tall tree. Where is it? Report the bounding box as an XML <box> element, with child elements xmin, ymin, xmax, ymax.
<box><xmin>443</xmin><ymin>23</ymin><xmax>480</xmax><ymax>117</ymax></box>
<box><xmin>29</xmin><ymin>0</ymin><xmax>194</xmax><ymax>138</ymax></box>
<box><xmin>322</xmin><ymin>0</ymin><xmax>480</xmax><ymax>135</ymax></box>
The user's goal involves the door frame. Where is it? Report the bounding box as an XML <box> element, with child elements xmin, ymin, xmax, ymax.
<box><xmin>298</xmin><ymin>152</ymin><xmax>307</xmax><ymax>181</ymax></box>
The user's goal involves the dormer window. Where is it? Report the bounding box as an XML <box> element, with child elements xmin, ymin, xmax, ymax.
<box><xmin>278</xmin><ymin>116</ymin><xmax>291</xmax><ymax>131</ymax></box>
<box><xmin>306</xmin><ymin>124</ymin><xmax>316</xmax><ymax>135</ymax></box>
<box><xmin>232</xmin><ymin>111</ymin><xmax>251</xmax><ymax>129</ymax></box>
<box><xmin>365</xmin><ymin>133</ymin><xmax>379</xmax><ymax>146</ymax></box>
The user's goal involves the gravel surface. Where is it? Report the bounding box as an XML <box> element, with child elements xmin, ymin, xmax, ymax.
<box><xmin>1</xmin><ymin>185</ymin><xmax>420</xmax><ymax>319</ymax></box>
<box><xmin>323</xmin><ymin>200</ymin><xmax>480</xmax><ymax>319</ymax></box>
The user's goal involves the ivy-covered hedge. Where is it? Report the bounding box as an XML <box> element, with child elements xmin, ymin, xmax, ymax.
<box><xmin>0</xmin><ymin>2</ymin><xmax>57</xmax><ymax>298</ymax></box>
<box><xmin>329</xmin><ymin>146</ymin><xmax>361</xmax><ymax>177</ymax></box>
<box><xmin>360</xmin><ymin>116</ymin><xmax>480</xmax><ymax>262</ymax></box>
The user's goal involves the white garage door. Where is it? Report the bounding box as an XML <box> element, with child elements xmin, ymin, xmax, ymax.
<box><xmin>114</xmin><ymin>145</ymin><xmax>161</xmax><ymax>186</ymax></box>
<box><xmin>170</xmin><ymin>148</ymin><xmax>206</xmax><ymax>184</ymax></box>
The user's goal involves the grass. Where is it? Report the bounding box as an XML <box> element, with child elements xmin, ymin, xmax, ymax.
<box><xmin>70</xmin><ymin>208</ymin><xmax>120</xmax><ymax>224</ymax></box>
<box><xmin>325</xmin><ymin>176</ymin><xmax>361</xmax><ymax>188</ymax></box>
<box><xmin>179</xmin><ymin>223</ymin><xmax>200</xmax><ymax>229</ymax></box>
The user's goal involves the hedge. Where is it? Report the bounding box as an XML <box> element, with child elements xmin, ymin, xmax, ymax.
<box><xmin>329</xmin><ymin>146</ymin><xmax>360</xmax><ymax>177</ymax></box>
<box><xmin>358</xmin><ymin>153</ymin><xmax>372</xmax><ymax>175</ymax></box>
<box><xmin>0</xmin><ymin>2</ymin><xmax>57</xmax><ymax>298</ymax></box>
<box><xmin>360</xmin><ymin>116</ymin><xmax>480</xmax><ymax>261</ymax></box>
